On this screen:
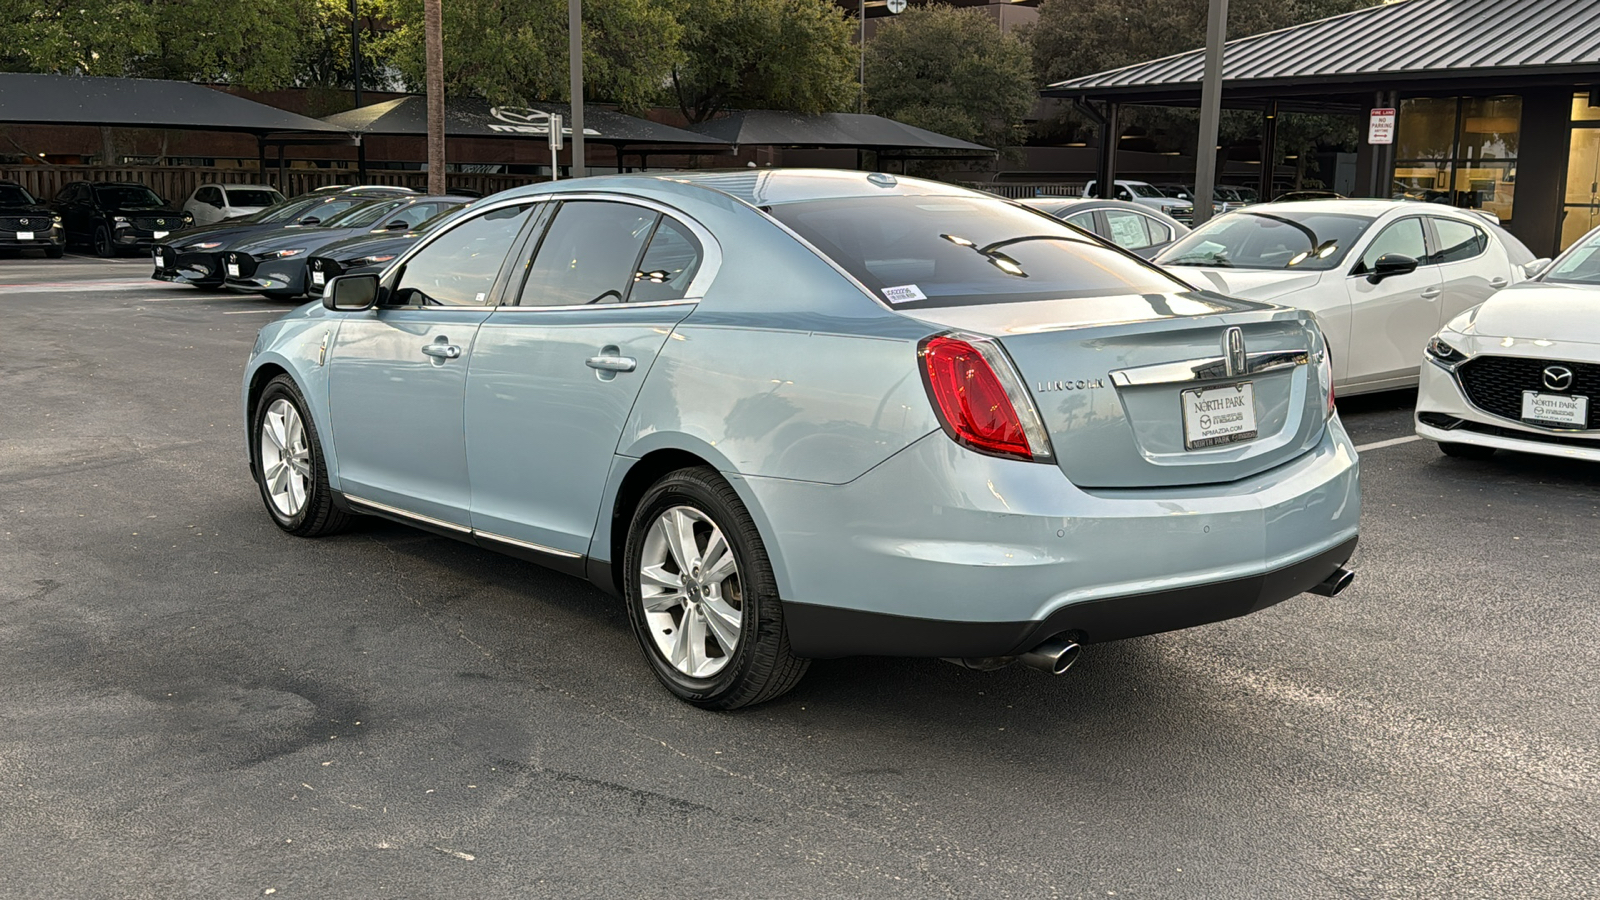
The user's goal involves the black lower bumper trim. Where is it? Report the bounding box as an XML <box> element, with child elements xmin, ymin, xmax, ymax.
<box><xmin>783</xmin><ymin>536</ymin><xmax>1358</xmax><ymax>659</ymax></box>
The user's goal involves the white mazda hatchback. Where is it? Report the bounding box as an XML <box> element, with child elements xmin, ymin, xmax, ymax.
<box><xmin>1156</xmin><ymin>200</ymin><xmax>1546</xmax><ymax>395</ymax></box>
<box><xmin>1416</xmin><ymin>225</ymin><xmax>1600</xmax><ymax>462</ymax></box>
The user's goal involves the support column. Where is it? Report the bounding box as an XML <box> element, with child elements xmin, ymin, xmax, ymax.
<box><xmin>1096</xmin><ymin>102</ymin><xmax>1119</xmax><ymax>198</ymax></box>
<box><xmin>1258</xmin><ymin>101</ymin><xmax>1278</xmax><ymax>200</ymax></box>
<box><xmin>257</xmin><ymin>136</ymin><xmax>268</xmax><ymax>184</ymax></box>
<box><xmin>1193</xmin><ymin>0</ymin><xmax>1228</xmax><ymax>225</ymax></box>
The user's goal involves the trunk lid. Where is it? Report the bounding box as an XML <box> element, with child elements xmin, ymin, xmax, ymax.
<box><xmin>910</xmin><ymin>291</ymin><xmax>1329</xmax><ymax>488</ymax></box>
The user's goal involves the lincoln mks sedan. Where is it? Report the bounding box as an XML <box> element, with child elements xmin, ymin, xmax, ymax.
<box><xmin>244</xmin><ymin>170</ymin><xmax>1360</xmax><ymax>708</ymax></box>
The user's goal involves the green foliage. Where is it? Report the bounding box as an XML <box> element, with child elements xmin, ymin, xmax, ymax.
<box><xmin>0</xmin><ymin>0</ymin><xmax>318</xmax><ymax>90</ymax></box>
<box><xmin>377</xmin><ymin>0</ymin><xmax>682</xmax><ymax>113</ymax></box>
<box><xmin>664</xmin><ymin>0</ymin><xmax>858</xmax><ymax>123</ymax></box>
<box><xmin>864</xmin><ymin>4</ymin><xmax>1034</xmax><ymax>153</ymax></box>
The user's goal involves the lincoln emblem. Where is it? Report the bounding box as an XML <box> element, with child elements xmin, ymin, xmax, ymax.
<box><xmin>1223</xmin><ymin>326</ymin><xmax>1246</xmax><ymax>377</ymax></box>
<box><xmin>1543</xmin><ymin>366</ymin><xmax>1574</xmax><ymax>392</ymax></box>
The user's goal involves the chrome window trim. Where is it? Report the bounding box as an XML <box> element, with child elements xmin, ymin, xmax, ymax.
<box><xmin>488</xmin><ymin>297</ymin><xmax>701</xmax><ymax>313</ymax></box>
<box><xmin>1111</xmin><ymin>349</ymin><xmax>1311</xmax><ymax>387</ymax></box>
<box><xmin>506</xmin><ymin>191</ymin><xmax>724</xmax><ymax>305</ymax></box>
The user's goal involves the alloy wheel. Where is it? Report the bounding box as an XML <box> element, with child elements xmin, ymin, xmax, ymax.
<box><xmin>638</xmin><ymin>505</ymin><xmax>743</xmax><ymax>679</ymax></box>
<box><xmin>259</xmin><ymin>398</ymin><xmax>312</xmax><ymax>518</ymax></box>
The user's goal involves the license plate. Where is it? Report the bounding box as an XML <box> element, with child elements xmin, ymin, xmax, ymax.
<box><xmin>1522</xmin><ymin>391</ymin><xmax>1588</xmax><ymax>427</ymax></box>
<box><xmin>311</xmin><ymin>270</ymin><xmax>325</xmax><ymax>286</ymax></box>
<box><xmin>227</xmin><ymin>263</ymin><xmax>240</xmax><ymax>278</ymax></box>
<box><xmin>153</xmin><ymin>230</ymin><xmax>168</xmax><ymax>239</ymax></box>
<box><xmin>16</xmin><ymin>231</ymin><xmax>32</xmax><ymax>241</ymax></box>
<box><xmin>1182</xmin><ymin>382</ymin><xmax>1259</xmax><ymax>449</ymax></box>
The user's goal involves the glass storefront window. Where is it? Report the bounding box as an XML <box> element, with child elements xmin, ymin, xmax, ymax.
<box><xmin>1560</xmin><ymin>126</ymin><xmax>1600</xmax><ymax>250</ymax></box>
<box><xmin>1395</xmin><ymin>95</ymin><xmax>1521</xmax><ymax>224</ymax></box>
<box><xmin>1571</xmin><ymin>93</ymin><xmax>1600</xmax><ymax>123</ymax></box>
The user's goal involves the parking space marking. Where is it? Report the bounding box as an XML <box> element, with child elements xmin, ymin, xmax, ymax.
<box><xmin>221</xmin><ymin>308</ymin><xmax>286</xmax><ymax>314</ymax></box>
<box><xmin>1355</xmin><ymin>435</ymin><xmax>1423</xmax><ymax>452</ymax></box>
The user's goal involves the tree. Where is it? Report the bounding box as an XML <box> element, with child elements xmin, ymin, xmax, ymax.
<box><xmin>377</xmin><ymin>0</ymin><xmax>681</xmax><ymax>113</ymax></box>
<box><xmin>664</xmin><ymin>0</ymin><xmax>857</xmax><ymax>124</ymax></box>
<box><xmin>864</xmin><ymin>4</ymin><xmax>1034</xmax><ymax>154</ymax></box>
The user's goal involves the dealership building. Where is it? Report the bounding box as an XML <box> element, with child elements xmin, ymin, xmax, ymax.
<box><xmin>1045</xmin><ymin>0</ymin><xmax>1600</xmax><ymax>256</ymax></box>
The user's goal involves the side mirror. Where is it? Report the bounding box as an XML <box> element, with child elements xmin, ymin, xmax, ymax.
<box><xmin>323</xmin><ymin>273</ymin><xmax>379</xmax><ymax>311</ymax></box>
<box><xmin>298</xmin><ymin>216</ymin><xmax>321</xmax><ymax>226</ymax></box>
<box><xmin>384</xmin><ymin>220</ymin><xmax>409</xmax><ymax>231</ymax></box>
<box><xmin>1524</xmin><ymin>258</ymin><xmax>1552</xmax><ymax>279</ymax></box>
<box><xmin>1367</xmin><ymin>253</ymin><xmax>1419</xmax><ymax>283</ymax></box>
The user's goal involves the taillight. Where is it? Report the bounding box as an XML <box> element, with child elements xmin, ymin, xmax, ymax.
<box><xmin>918</xmin><ymin>333</ymin><xmax>1054</xmax><ymax>462</ymax></box>
<box><xmin>1318</xmin><ymin>342</ymin><xmax>1336</xmax><ymax>417</ymax></box>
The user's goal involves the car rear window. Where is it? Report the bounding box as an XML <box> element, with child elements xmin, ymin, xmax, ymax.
<box><xmin>765</xmin><ymin>195</ymin><xmax>1183</xmax><ymax>309</ymax></box>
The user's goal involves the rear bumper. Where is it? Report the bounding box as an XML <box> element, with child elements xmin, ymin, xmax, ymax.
<box><xmin>746</xmin><ymin>419</ymin><xmax>1360</xmax><ymax>658</ymax></box>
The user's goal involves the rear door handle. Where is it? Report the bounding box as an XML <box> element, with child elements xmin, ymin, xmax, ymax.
<box><xmin>1489</xmin><ymin>277</ymin><xmax>1508</xmax><ymax>288</ymax></box>
<box><xmin>1420</xmin><ymin>287</ymin><xmax>1442</xmax><ymax>300</ymax></box>
<box><xmin>421</xmin><ymin>343</ymin><xmax>461</xmax><ymax>360</ymax></box>
<box><xmin>586</xmin><ymin>355</ymin><xmax>637</xmax><ymax>372</ymax></box>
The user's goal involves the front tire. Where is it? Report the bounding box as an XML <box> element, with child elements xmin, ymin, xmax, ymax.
<box><xmin>92</xmin><ymin>225</ymin><xmax>115</xmax><ymax>258</ymax></box>
<box><xmin>252</xmin><ymin>375</ymin><xmax>352</xmax><ymax>537</ymax></box>
<box><xmin>1439</xmin><ymin>441</ymin><xmax>1495</xmax><ymax>460</ymax></box>
<box><xmin>623</xmin><ymin>467</ymin><xmax>807</xmax><ymax>709</ymax></box>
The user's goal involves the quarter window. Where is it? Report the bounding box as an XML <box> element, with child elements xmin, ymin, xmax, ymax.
<box><xmin>1429</xmin><ymin>218</ymin><xmax>1488</xmax><ymax>263</ymax></box>
<box><xmin>517</xmin><ymin>201</ymin><xmax>656</xmax><ymax>307</ymax></box>
<box><xmin>629</xmin><ymin>217</ymin><xmax>704</xmax><ymax>303</ymax></box>
<box><xmin>1103</xmin><ymin>209</ymin><xmax>1155</xmax><ymax>250</ymax></box>
<box><xmin>389</xmin><ymin>203</ymin><xmax>536</xmax><ymax>307</ymax></box>
<box><xmin>1063</xmin><ymin>211</ymin><xmax>1096</xmax><ymax>232</ymax></box>
<box><xmin>1358</xmin><ymin>218</ymin><xmax>1428</xmax><ymax>272</ymax></box>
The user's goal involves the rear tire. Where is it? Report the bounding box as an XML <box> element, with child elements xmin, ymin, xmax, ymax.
<box><xmin>1439</xmin><ymin>441</ymin><xmax>1495</xmax><ymax>460</ymax></box>
<box><xmin>92</xmin><ymin>225</ymin><xmax>115</xmax><ymax>258</ymax></box>
<box><xmin>252</xmin><ymin>375</ymin><xmax>353</xmax><ymax>537</ymax></box>
<box><xmin>623</xmin><ymin>467</ymin><xmax>807</xmax><ymax>709</ymax></box>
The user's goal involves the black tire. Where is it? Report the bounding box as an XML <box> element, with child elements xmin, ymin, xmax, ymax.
<box><xmin>44</xmin><ymin>245</ymin><xmax>64</xmax><ymax>259</ymax></box>
<box><xmin>1439</xmin><ymin>441</ymin><xmax>1496</xmax><ymax>460</ymax></box>
<box><xmin>623</xmin><ymin>467</ymin><xmax>808</xmax><ymax>710</ymax></box>
<box><xmin>92</xmin><ymin>225</ymin><xmax>115</xmax><ymax>258</ymax></box>
<box><xmin>251</xmin><ymin>375</ymin><xmax>353</xmax><ymax>537</ymax></box>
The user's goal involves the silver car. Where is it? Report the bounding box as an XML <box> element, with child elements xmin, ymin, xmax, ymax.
<box><xmin>244</xmin><ymin>170</ymin><xmax>1360</xmax><ymax>708</ymax></box>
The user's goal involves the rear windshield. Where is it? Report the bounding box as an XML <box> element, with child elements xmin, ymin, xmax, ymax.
<box><xmin>1157</xmin><ymin>210</ymin><xmax>1374</xmax><ymax>271</ymax></box>
<box><xmin>0</xmin><ymin>184</ymin><xmax>36</xmax><ymax>205</ymax></box>
<box><xmin>257</xmin><ymin>196</ymin><xmax>325</xmax><ymax>223</ymax></box>
<box><xmin>765</xmin><ymin>195</ymin><xmax>1182</xmax><ymax>308</ymax></box>
<box><xmin>226</xmin><ymin>188</ymin><xmax>283</xmax><ymax>207</ymax></box>
<box><xmin>322</xmin><ymin>200</ymin><xmax>400</xmax><ymax>228</ymax></box>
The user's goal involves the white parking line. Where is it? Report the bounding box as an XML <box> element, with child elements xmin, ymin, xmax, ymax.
<box><xmin>1355</xmin><ymin>435</ymin><xmax>1423</xmax><ymax>452</ymax></box>
<box><xmin>221</xmin><ymin>308</ymin><xmax>285</xmax><ymax>315</ymax></box>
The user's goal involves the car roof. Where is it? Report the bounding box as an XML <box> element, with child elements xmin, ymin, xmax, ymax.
<box><xmin>523</xmin><ymin>168</ymin><xmax>997</xmax><ymax>208</ymax></box>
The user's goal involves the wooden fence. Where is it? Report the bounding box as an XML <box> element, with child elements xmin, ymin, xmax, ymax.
<box><xmin>0</xmin><ymin>165</ymin><xmax>554</xmax><ymax>202</ymax></box>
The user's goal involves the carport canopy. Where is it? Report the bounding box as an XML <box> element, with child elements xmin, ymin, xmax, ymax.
<box><xmin>686</xmin><ymin>110</ymin><xmax>992</xmax><ymax>158</ymax></box>
<box><xmin>322</xmin><ymin>96</ymin><xmax>725</xmax><ymax>148</ymax></box>
<box><xmin>0</xmin><ymin>72</ymin><xmax>349</xmax><ymax>141</ymax></box>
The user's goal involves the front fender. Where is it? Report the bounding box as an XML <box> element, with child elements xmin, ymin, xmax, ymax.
<box><xmin>242</xmin><ymin>307</ymin><xmax>343</xmax><ymax>488</ymax></box>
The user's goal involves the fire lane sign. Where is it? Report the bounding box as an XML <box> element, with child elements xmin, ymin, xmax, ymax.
<box><xmin>1368</xmin><ymin>107</ymin><xmax>1396</xmax><ymax>145</ymax></box>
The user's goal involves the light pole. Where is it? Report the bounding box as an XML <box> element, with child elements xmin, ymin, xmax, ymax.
<box><xmin>1192</xmin><ymin>0</ymin><xmax>1227</xmax><ymax>225</ymax></box>
<box><xmin>569</xmin><ymin>0</ymin><xmax>585</xmax><ymax>178</ymax></box>
<box><xmin>424</xmin><ymin>0</ymin><xmax>445</xmax><ymax>194</ymax></box>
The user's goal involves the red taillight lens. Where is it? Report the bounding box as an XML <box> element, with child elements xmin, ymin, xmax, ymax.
<box><xmin>919</xmin><ymin>334</ymin><xmax>1051</xmax><ymax>462</ymax></box>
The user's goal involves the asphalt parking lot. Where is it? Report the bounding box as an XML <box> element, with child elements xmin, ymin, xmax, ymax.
<box><xmin>2</xmin><ymin>255</ymin><xmax>1598</xmax><ymax>899</ymax></box>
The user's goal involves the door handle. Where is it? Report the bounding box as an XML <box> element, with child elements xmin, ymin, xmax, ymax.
<box><xmin>421</xmin><ymin>343</ymin><xmax>461</xmax><ymax>360</ymax></box>
<box><xmin>1420</xmin><ymin>287</ymin><xmax>1441</xmax><ymax>300</ymax></box>
<box><xmin>1489</xmin><ymin>277</ymin><xmax>1508</xmax><ymax>289</ymax></box>
<box><xmin>586</xmin><ymin>355</ymin><xmax>637</xmax><ymax>373</ymax></box>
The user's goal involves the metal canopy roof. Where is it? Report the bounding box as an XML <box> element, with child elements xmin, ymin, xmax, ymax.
<box><xmin>686</xmin><ymin>110</ymin><xmax>992</xmax><ymax>153</ymax></box>
<box><xmin>322</xmin><ymin>96</ymin><xmax>723</xmax><ymax>146</ymax></box>
<box><xmin>0</xmin><ymin>73</ymin><xmax>348</xmax><ymax>137</ymax></box>
<box><xmin>1044</xmin><ymin>0</ymin><xmax>1600</xmax><ymax>103</ymax></box>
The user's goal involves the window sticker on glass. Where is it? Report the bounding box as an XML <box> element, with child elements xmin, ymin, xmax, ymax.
<box><xmin>881</xmin><ymin>284</ymin><xmax>928</xmax><ymax>304</ymax></box>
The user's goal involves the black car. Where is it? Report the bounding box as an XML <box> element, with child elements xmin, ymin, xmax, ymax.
<box><xmin>51</xmin><ymin>181</ymin><xmax>192</xmax><ymax>257</ymax></box>
<box><xmin>152</xmin><ymin>187</ymin><xmax>418</xmax><ymax>290</ymax></box>
<box><xmin>0</xmin><ymin>181</ymin><xmax>65</xmax><ymax>258</ymax></box>
<box><xmin>303</xmin><ymin>202</ymin><xmax>473</xmax><ymax>293</ymax></box>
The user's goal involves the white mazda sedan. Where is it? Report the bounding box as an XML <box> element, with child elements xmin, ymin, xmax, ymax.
<box><xmin>1416</xmin><ymin>225</ymin><xmax>1600</xmax><ymax>462</ymax></box>
<box><xmin>1155</xmin><ymin>200</ymin><xmax>1545</xmax><ymax>395</ymax></box>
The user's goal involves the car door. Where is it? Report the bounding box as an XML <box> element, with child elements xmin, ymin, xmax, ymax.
<box><xmin>1426</xmin><ymin>215</ymin><xmax>1503</xmax><ymax>326</ymax></box>
<box><xmin>1342</xmin><ymin>215</ymin><xmax>1443</xmax><ymax>388</ymax></box>
<box><xmin>324</xmin><ymin>200</ymin><xmax>540</xmax><ymax>528</ymax></box>
<box><xmin>55</xmin><ymin>184</ymin><xmax>87</xmax><ymax>242</ymax></box>
<box><xmin>465</xmin><ymin>198</ymin><xmax>712</xmax><ymax>563</ymax></box>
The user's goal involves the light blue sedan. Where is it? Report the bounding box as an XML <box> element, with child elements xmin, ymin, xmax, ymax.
<box><xmin>244</xmin><ymin>170</ymin><xmax>1360</xmax><ymax>708</ymax></box>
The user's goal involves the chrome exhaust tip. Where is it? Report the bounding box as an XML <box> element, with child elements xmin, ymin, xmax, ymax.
<box><xmin>1310</xmin><ymin>566</ymin><xmax>1355</xmax><ymax>597</ymax></box>
<box><xmin>1018</xmin><ymin>637</ymin><xmax>1081</xmax><ymax>676</ymax></box>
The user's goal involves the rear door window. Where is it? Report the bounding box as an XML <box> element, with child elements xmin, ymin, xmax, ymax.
<box><xmin>516</xmin><ymin>201</ymin><xmax>656</xmax><ymax>307</ymax></box>
<box><xmin>766</xmin><ymin>194</ymin><xmax>1182</xmax><ymax>308</ymax></box>
<box><xmin>1429</xmin><ymin>217</ymin><xmax>1488</xmax><ymax>263</ymax></box>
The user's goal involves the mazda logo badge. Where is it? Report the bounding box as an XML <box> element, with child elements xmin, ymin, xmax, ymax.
<box><xmin>157</xmin><ymin>219</ymin><xmax>166</xmax><ymax>225</ymax></box>
<box><xmin>18</xmin><ymin>218</ymin><xmax>27</xmax><ymax>225</ymax></box>
<box><xmin>1544</xmin><ymin>366</ymin><xmax>1574</xmax><ymax>392</ymax></box>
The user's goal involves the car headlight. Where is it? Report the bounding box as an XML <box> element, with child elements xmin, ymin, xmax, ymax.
<box><xmin>261</xmin><ymin>248</ymin><xmax>306</xmax><ymax>259</ymax></box>
<box><xmin>181</xmin><ymin>213</ymin><xmax>193</xmax><ymax>222</ymax></box>
<box><xmin>51</xmin><ymin>215</ymin><xmax>62</xmax><ymax>225</ymax></box>
<box><xmin>193</xmin><ymin>241</ymin><xmax>224</xmax><ymax>249</ymax></box>
<box><xmin>351</xmin><ymin>254</ymin><xmax>397</xmax><ymax>266</ymax></box>
<box><xmin>1426</xmin><ymin>335</ymin><xmax>1468</xmax><ymax>368</ymax></box>
<box><xmin>113</xmin><ymin>216</ymin><xmax>129</xmax><ymax>225</ymax></box>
